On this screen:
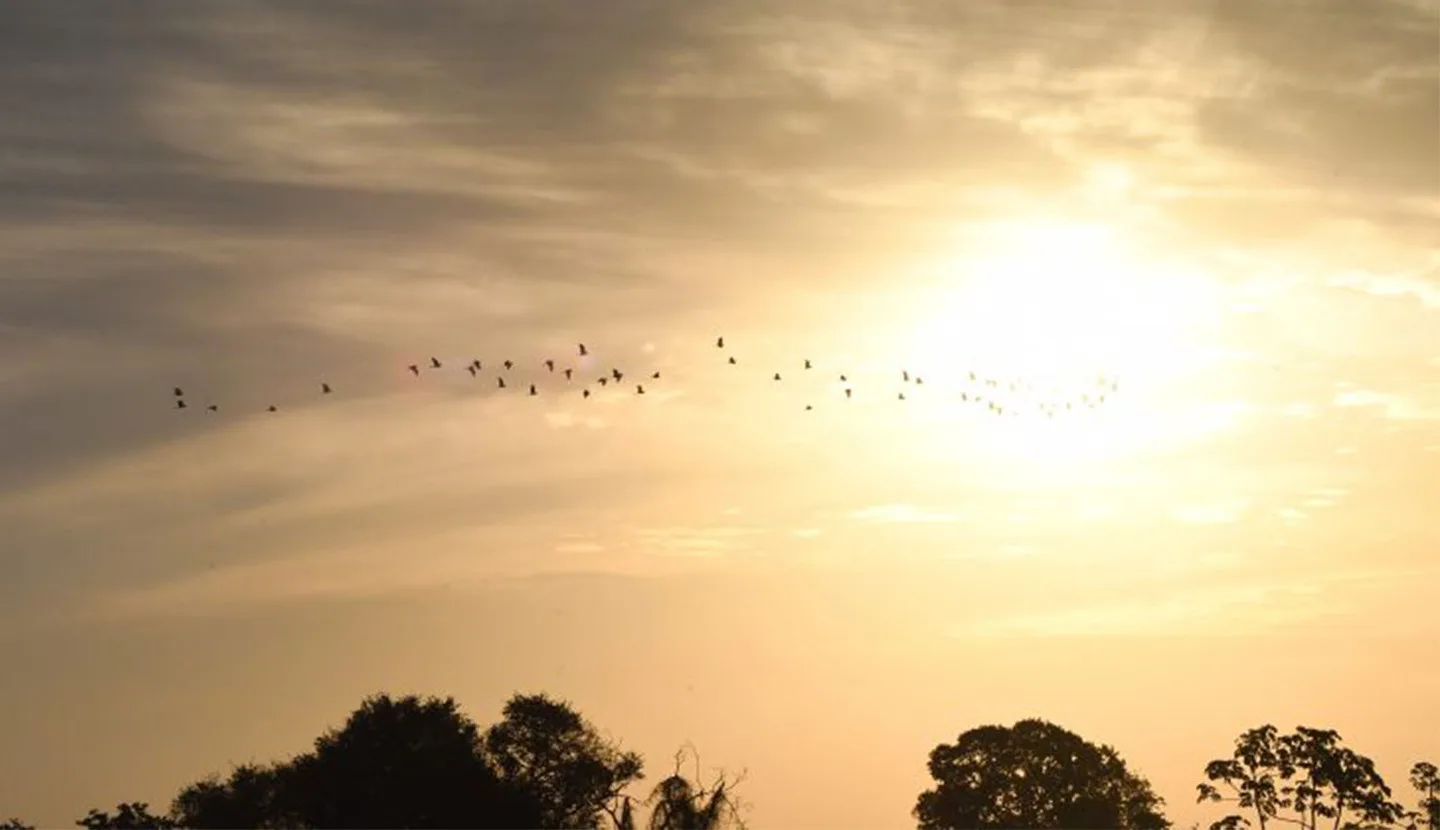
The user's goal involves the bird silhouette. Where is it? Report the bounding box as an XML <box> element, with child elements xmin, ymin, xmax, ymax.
<box><xmin>498</xmin><ymin>377</ymin><xmax>507</xmax><ymax>389</ymax></box>
<box><xmin>582</xmin><ymin>389</ymin><xmax>591</xmax><ymax>399</ymax></box>
<box><xmin>598</xmin><ymin>376</ymin><xmax>609</xmax><ymax>386</ymax></box>
<box><xmin>430</xmin><ymin>357</ymin><xmax>441</xmax><ymax>369</ymax></box>
<box><xmin>321</xmin><ymin>383</ymin><xmax>332</xmax><ymax>394</ymax></box>
<box><xmin>636</xmin><ymin>384</ymin><xmax>645</xmax><ymax>395</ymax></box>
<box><xmin>728</xmin><ymin>356</ymin><xmax>737</xmax><ymax>365</ymax></box>
<box><xmin>612</xmin><ymin>368</ymin><xmax>623</xmax><ymax>381</ymax></box>
<box><xmin>578</xmin><ymin>343</ymin><xmax>588</xmax><ymax>356</ymax></box>
<box><xmin>773</xmin><ymin>373</ymin><xmax>782</xmax><ymax>381</ymax></box>
<box><xmin>472</xmin><ymin>359</ymin><xmax>482</xmax><ymax>370</ymax></box>
<box><xmin>902</xmin><ymin>370</ymin><xmax>910</xmax><ymax>382</ymax></box>
<box><xmin>898</xmin><ymin>392</ymin><xmax>906</xmax><ymax>401</ymax></box>
<box><xmin>408</xmin><ymin>364</ymin><xmax>420</xmax><ymax>376</ymax></box>
<box><xmin>267</xmin><ymin>405</ymin><xmax>277</xmax><ymax>412</ymax></box>
<box><xmin>529</xmin><ymin>384</ymin><xmax>538</xmax><ymax>396</ymax></box>
<box><xmin>651</xmin><ymin>371</ymin><xmax>661</xmax><ymax>379</ymax></box>
<box><xmin>844</xmin><ymin>388</ymin><xmax>852</xmax><ymax>399</ymax></box>
<box><xmin>503</xmin><ymin>360</ymin><xmax>513</xmax><ymax>371</ymax></box>
<box><xmin>544</xmin><ymin>359</ymin><xmax>555</xmax><ymax>372</ymax></box>
<box><xmin>804</xmin><ymin>360</ymin><xmax>812</xmax><ymax>369</ymax></box>
<box><xmin>716</xmin><ymin>336</ymin><xmax>724</xmax><ymax>348</ymax></box>
<box><xmin>564</xmin><ymin>368</ymin><xmax>574</xmax><ymax>380</ymax></box>
<box><xmin>915</xmin><ymin>376</ymin><xmax>924</xmax><ymax>385</ymax></box>
<box><xmin>173</xmin><ymin>387</ymin><xmax>183</xmax><ymax>396</ymax></box>
<box><xmin>206</xmin><ymin>404</ymin><xmax>218</xmax><ymax>412</ymax></box>
<box><xmin>805</xmin><ymin>404</ymin><xmax>813</xmax><ymax>410</ymax></box>
<box><xmin>176</xmin><ymin>400</ymin><xmax>187</xmax><ymax>409</ymax></box>
<box><xmin>839</xmin><ymin>374</ymin><xmax>847</xmax><ymax>382</ymax></box>
<box><xmin>467</xmin><ymin>365</ymin><xmax>477</xmax><ymax>377</ymax></box>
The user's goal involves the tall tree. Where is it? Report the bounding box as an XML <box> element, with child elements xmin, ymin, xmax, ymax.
<box><xmin>484</xmin><ymin>692</ymin><xmax>644</xmax><ymax>829</ymax></box>
<box><xmin>914</xmin><ymin>718</ymin><xmax>1170</xmax><ymax>829</ymax></box>
<box><xmin>169</xmin><ymin>762</ymin><xmax>299</xmax><ymax>829</ymax></box>
<box><xmin>1197</xmin><ymin>724</ymin><xmax>1405</xmax><ymax>830</ymax></box>
<box><xmin>642</xmin><ymin>747</ymin><xmax>746</xmax><ymax>830</ymax></box>
<box><xmin>1407</xmin><ymin>762</ymin><xmax>1439</xmax><ymax>830</ymax></box>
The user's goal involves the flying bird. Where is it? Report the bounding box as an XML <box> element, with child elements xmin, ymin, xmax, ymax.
<box><xmin>498</xmin><ymin>377</ymin><xmax>507</xmax><ymax>389</ymax></box>
<box><xmin>408</xmin><ymin>364</ymin><xmax>420</xmax><ymax>376</ymax></box>
<box><xmin>805</xmin><ymin>404</ymin><xmax>813</xmax><ymax>410</ymax></box>
<box><xmin>503</xmin><ymin>360</ymin><xmax>513</xmax><ymax>371</ymax></box>
<box><xmin>716</xmin><ymin>336</ymin><xmax>724</xmax><ymax>348</ymax></box>
<box><xmin>429</xmin><ymin>357</ymin><xmax>441</xmax><ymax>369</ymax></box>
<box><xmin>529</xmin><ymin>384</ymin><xmax>538</xmax><ymax>396</ymax></box>
<box><xmin>728</xmin><ymin>356</ymin><xmax>737</xmax><ymax>365</ymax></box>
<box><xmin>582</xmin><ymin>389</ymin><xmax>591</xmax><ymax>399</ymax></box>
<box><xmin>173</xmin><ymin>387</ymin><xmax>183</xmax><ymax>396</ymax></box>
<box><xmin>652</xmin><ymin>371</ymin><xmax>661</xmax><ymax>379</ymax></box>
<box><xmin>636</xmin><ymin>384</ymin><xmax>645</xmax><ymax>395</ymax></box>
<box><xmin>267</xmin><ymin>405</ymin><xmax>277</xmax><ymax>412</ymax></box>
<box><xmin>612</xmin><ymin>368</ymin><xmax>623</xmax><ymax>381</ymax></box>
<box><xmin>578</xmin><ymin>343</ymin><xmax>588</xmax><ymax>356</ymax></box>
<box><xmin>206</xmin><ymin>404</ymin><xmax>218</xmax><ymax>412</ymax></box>
<box><xmin>321</xmin><ymin>383</ymin><xmax>332</xmax><ymax>394</ymax></box>
<box><xmin>467</xmin><ymin>365</ymin><xmax>476</xmax><ymax>377</ymax></box>
<box><xmin>564</xmin><ymin>368</ymin><xmax>573</xmax><ymax>380</ymax></box>
<box><xmin>773</xmin><ymin>373</ymin><xmax>782</xmax><ymax>381</ymax></box>
<box><xmin>844</xmin><ymin>388</ymin><xmax>852</xmax><ymax>399</ymax></box>
<box><xmin>804</xmin><ymin>360</ymin><xmax>812</xmax><ymax>369</ymax></box>
<box><xmin>899</xmin><ymin>392</ymin><xmax>906</xmax><ymax>401</ymax></box>
<box><xmin>902</xmin><ymin>370</ymin><xmax>910</xmax><ymax>382</ymax></box>
<box><xmin>544</xmin><ymin>359</ymin><xmax>555</xmax><ymax>372</ymax></box>
<box><xmin>176</xmin><ymin>400</ymin><xmax>187</xmax><ymax>409</ymax></box>
<box><xmin>839</xmin><ymin>374</ymin><xmax>847</xmax><ymax>382</ymax></box>
<box><xmin>598</xmin><ymin>377</ymin><xmax>609</xmax><ymax>387</ymax></box>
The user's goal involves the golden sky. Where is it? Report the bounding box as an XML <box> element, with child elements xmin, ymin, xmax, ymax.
<box><xmin>1</xmin><ymin>0</ymin><xmax>1437</xmax><ymax>826</ymax></box>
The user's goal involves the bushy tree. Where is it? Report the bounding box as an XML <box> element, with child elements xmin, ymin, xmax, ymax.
<box><xmin>484</xmin><ymin>692</ymin><xmax>644</xmax><ymax>829</ymax></box>
<box><xmin>1406</xmin><ymin>762</ymin><xmax>1439</xmax><ymax>830</ymax></box>
<box><xmin>75</xmin><ymin>802</ymin><xmax>174</xmax><ymax>829</ymax></box>
<box><xmin>1197</xmin><ymin>724</ymin><xmax>1405</xmax><ymax>830</ymax></box>
<box><xmin>642</xmin><ymin>747</ymin><xmax>746</xmax><ymax>830</ymax></box>
<box><xmin>915</xmin><ymin>718</ymin><xmax>1169</xmax><ymax>829</ymax></box>
<box><xmin>0</xmin><ymin>819</ymin><xmax>36</xmax><ymax>830</ymax></box>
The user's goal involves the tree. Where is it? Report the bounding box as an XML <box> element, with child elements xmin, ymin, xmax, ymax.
<box><xmin>642</xmin><ymin>747</ymin><xmax>747</xmax><ymax>830</ymax></box>
<box><xmin>169</xmin><ymin>762</ymin><xmax>299</xmax><ymax>829</ymax></box>
<box><xmin>914</xmin><ymin>718</ymin><xmax>1170</xmax><ymax>829</ymax></box>
<box><xmin>1196</xmin><ymin>724</ymin><xmax>1405</xmax><ymax>830</ymax></box>
<box><xmin>0</xmin><ymin>820</ymin><xmax>36</xmax><ymax>830</ymax></box>
<box><xmin>484</xmin><ymin>692</ymin><xmax>644</xmax><ymax>829</ymax></box>
<box><xmin>1406</xmin><ymin>762</ymin><xmax>1439</xmax><ymax>830</ymax></box>
<box><xmin>75</xmin><ymin>802</ymin><xmax>175</xmax><ymax>829</ymax></box>
<box><xmin>278</xmin><ymin>692</ymin><xmax>542</xmax><ymax>829</ymax></box>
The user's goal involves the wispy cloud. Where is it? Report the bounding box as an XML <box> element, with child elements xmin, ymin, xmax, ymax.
<box><xmin>849</xmin><ymin>503</ymin><xmax>960</xmax><ymax>524</ymax></box>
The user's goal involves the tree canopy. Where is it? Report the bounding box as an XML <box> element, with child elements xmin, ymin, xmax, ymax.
<box><xmin>914</xmin><ymin>717</ymin><xmax>1170</xmax><ymax>830</ymax></box>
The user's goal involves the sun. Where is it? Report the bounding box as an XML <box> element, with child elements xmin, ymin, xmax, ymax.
<box><xmin>892</xmin><ymin>217</ymin><xmax>1218</xmax><ymax>468</ymax></box>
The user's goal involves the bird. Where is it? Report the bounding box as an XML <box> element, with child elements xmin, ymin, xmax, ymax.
<box><xmin>472</xmin><ymin>359</ymin><xmax>482</xmax><ymax>370</ymax></box>
<box><xmin>651</xmin><ymin>371</ymin><xmax>660</xmax><ymax>379</ymax></box>
<box><xmin>544</xmin><ymin>359</ymin><xmax>555</xmax><ymax>372</ymax></box>
<box><xmin>267</xmin><ymin>405</ymin><xmax>278</xmax><ymax>412</ymax></box>
<box><xmin>899</xmin><ymin>392</ymin><xmax>906</xmax><ymax>401</ymax></box>
<box><xmin>206</xmin><ymin>404</ymin><xmax>218</xmax><ymax>412</ymax></box>
<box><xmin>805</xmin><ymin>404</ymin><xmax>813</xmax><ymax>410</ymax></box>
<box><xmin>915</xmin><ymin>376</ymin><xmax>924</xmax><ymax>385</ymax></box>
<box><xmin>716</xmin><ymin>336</ymin><xmax>724</xmax><ymax>348</ymax></box>
<box><xmin>804</xmin><ymin>359</ymin><xmax>812</xmax><ymax>369</ymax></box>
<box><xmin>503</xmin><ymin>360</ymin><xmax>513</xmax><ymax>371</ymax></box>
<box><xmin>582</xmin><ymin>389</ymin><xmax>591</xmax><ymax>399</ymax></box>
<box><xmin>728</xmin><ymin>356</ymin><xmax>737</xmax><ymax>365</ymax></box>
<box><xmin>844</xmin><ymin>388</ymin><xmax>852</xmax><ymax>399</ymax></box>
<box><xmin>902</xmin><ymin>370</ymin><xmax>910</xmax><ymax>382</ymax></box>
<box><xmin>839</xmin><ymin>374</ymin><xmax>847</xmax><ymax>382</ymax></box>
<box><xmin>498</xmin><ymin>377</ymin><xmax>507</xmax><ymax>389</ymax></box>
<box><xmin>173</xmin><ymin>387</ymin><xmax>183</xmax><ymax>396</ymax></box>
<box><xmin>467</xmin><ymin>365</ymin><xmax>478</xmax><ymax>377</ymax></box>
<box><xmin>430</xmin><ymin>357</ymin><xmax>442</xmax><ymax>369</ymax></box>
<box><xmin>564</xmin><ymin>368</ymin><xmax>574</xmax><ymax>380</ymax></box>
<box><xmin>321</xmin><ymin>383</ymin><xmax>332</xmax><ymax>394</ymax></box>
<box><xmin>529</xmin><ymin>384</ymin><xmax>538</xmax><ymax>396</ymax></box>
<box><xmin>176</xmin><ymin>400</ymin><xmax>187</xmax><ymax>409</ymax></box>
<box><xmin>408</xmin><ymin>364</ymin><xmax>420</xmax><ymax>376</ymax></box>
<box><xmin>612</xmin><ymin>368</ymin><xmax>623</xmax><ymax>381</ymax></box>
<box><xmin>598</xmin><ymin>377</ymin><xmax>609</xmax><ymax>387</ymax></box>
<box><xmin>578</xmin><ymin>343</ymin><xmax>588</xmax><ymax>356</ymax></box>
<box><xmin>636</xmin><ymin>384</ymin><xmax>645</xmax><ymax>395</ymax></box>
<box><xmin>773</xmin><ymin>373</ymin><xmax>782</xmax><ymax>381</ymax></box>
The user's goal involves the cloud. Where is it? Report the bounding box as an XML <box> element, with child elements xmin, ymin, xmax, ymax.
<box><xmin>849</xmin><ymin>503</ymin><xmax>959</xmax><ymax>524</ymax></box>
<box><xmin>1169</xmin><ymin>500</ymin><xmax>1250</xmax><ymax>525</ymax></box>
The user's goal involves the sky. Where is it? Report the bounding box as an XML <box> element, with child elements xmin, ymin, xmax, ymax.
<box><xmin>1</xmin><ymin>0</ymin><xmax>1437</xmax><ymax>826</ymax></box>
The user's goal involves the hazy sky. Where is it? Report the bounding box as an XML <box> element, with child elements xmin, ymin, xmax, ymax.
<box><xmin>1</xmin><ymin>1</ymin><xmax>1437</xmax><ymax>826</ymax></box>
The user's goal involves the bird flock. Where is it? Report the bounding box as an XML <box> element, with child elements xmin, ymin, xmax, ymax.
<box><xmin>168</xmin><ymin>336</ymin><xmax>1122</xmax><ymax>420</ymax></box>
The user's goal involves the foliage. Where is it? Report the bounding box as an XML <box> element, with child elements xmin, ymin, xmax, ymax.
<box><xmin>0</xmin><ymin>819</ymin><xmax>36</xmax><ymax>830</ymax></box>
<box><xmin>642</xmin><ymin>747</ymin><xmax>747</xmax><ymax>830</ymax></box>
<box><xmin>914</xmin><ymin>717</ymin><xmax>1170</xmax><ymax>830</ymax></box>
<box><xmin>1196</xmin><ymin>724</ymin><xmax>1405</xmax><ymax>830</ymax></box>
<box><xmin>484</xmin><ymin>692</ymin><xmax>645</xmax><ymax>829</ymax></box>
<box><xmin>75</xmin><ymin>802</ymin><xmax>175</xmax><ymax>829</ymax></box>
<box><xmin>1406</xmin><ymin>762</ymin><xmax>1439</xmax><ymax>830</ymax></box>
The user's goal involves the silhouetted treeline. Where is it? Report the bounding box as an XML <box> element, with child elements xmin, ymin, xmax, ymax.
<box><xmin>4</xmin><ymin>695</ymin><xmax>1434</xmax><ymax>830</ymax></box>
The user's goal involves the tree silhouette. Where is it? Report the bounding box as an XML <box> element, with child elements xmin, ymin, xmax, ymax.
<box><xmin>169</xmin><ymin>762</ymin><xmax>299</xmax><ymax>829</ymax></box>
<box><xmin>1406</xmin><ymin>762</ymin><xmax>1439</xmax><ymax>830</ymax></box>
<box><xmin>0</xmin><ymin>819</ymin><xmax>35</xmax><ymax>830</ymax></box>
<box><xmin>1196</xmin><ymin>725</ymin><xmax>1405</xmax><ymax>830</ymax></box>
<box><xmin>914</xmin><ymin>718</ymin><xmax>1169</xmax><ymax>829</ymax></box>
<box><xmin>279</xmin><ymin>693</ymin><xmax>542</xmax><ymax>829</ymax></box>
<box><xmin>484</xmin><ymin>692</ymin><xmax>644</xmax><ymax>829</ymax></box>
<box><xmin>75</xmin><ymin>802</ymin><xmax>175</xmax><ymax>829</ymax></box>
<box><xmin>641</xmin><ymin>746</ymin><xmax>747</xmax><ymax>830</ymax></box>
